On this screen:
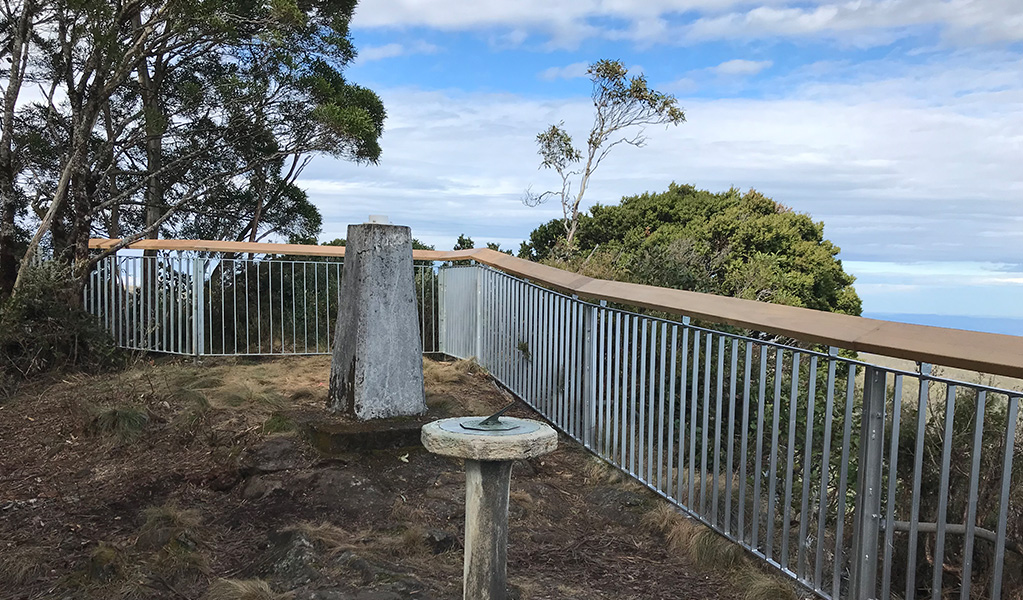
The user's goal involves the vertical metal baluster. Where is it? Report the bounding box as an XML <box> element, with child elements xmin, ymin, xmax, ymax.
<box><xmin>752</xmin><ymin>345</ymin><xmax>768</xmax><ymax>552</ymax></box>
<box><xmin>570</xmin><ymin>299</ymin><xmax>581</xmax><ymax>438</ymax></box>
<box><xmin>538</xmin><ymin>288</ymin><xmax>549</xmax><ymax>418</ymax></box>
<box><xmin>832</xmin><ymin>364</ymin><xmax>857</xmax><ymax>600</ymax></box>
<box><xmin>301</xmin><ymin>263</ymin><xmax>307</xmax><ymax>353</ymax></box>
<box><xmin>597</xmin><ymin>306</ymin><xmax>605</xmax><ymax>457</ymax></box>
<box><xmin>646</xmin><ymin>319</ymin><xmax>657</xmax><ymax>483</ymax></box>
<box><xmin>646</xmin><ymin>320</ymin><xmax>657</xmax><ymax>484</ymax></box>
<box><xmin>958</xmin><ymin>389</ymin><xmax>986</xmax><ymax>600</ymax></box>
<box><xmin>613</xmin><ymin>312</ymin><xmax>622</xmax><ymax>464</ymax></box>
<box><xmin>700</xmin><ymin>333</ymin><xmax>712</xmax><ymax>516</ymax></box>
<box><xmin>725</xmin><ymin>338</ymin><xmax>738</xmax><ymax>536</ymax></box>
<box><xmin>279</xmin><ymin>260</ymin><xmax>285</xmax><ymax>352</ymax></box>
<box><xmin>738</xmin><ymin>341</ymin><xmax>753</xmax><ymax>543</ymax></box>
<box><xmin>178</xmin><ymin>255</ymin><xmax>185</xmax><ymax>353</ymax></box>
<box><xmin>712</xmin><ymin>335</ymin><xmax>725</xmax><ymax>527</ymax></box>
<box><xmin>556</xmin><ymin>294</ymin><xmax>565</xmax><ymax>427</ymax></box>
<box><xmin>991</xmin><ymin>394</ymin><xmax>1019</xmax><ymax>600</ymax></box>
<box><xmin>657</xmin><ymin>322</ymin><xmax>668</xmax><ymax>491</ymax></box>
<box><xmin>313</xmin><ymin>263</ymin><xmax>320</xmax><ymax>352</ymax></box>
<box><xmin>931</xmin><ymin>384</ymin><xmax>956</xmax><ymax>600</ymax></box>
<box><xmin>676</xmin><ymin>318</ymin><xmax>690</xmax><ymax>503</ymax></box>
<box><xmin>268</xmin><ymin>261</ymin><xmax>274</xmax><ymax>353</ymax></box>
<box><xmin>666</xmin><ymin>324</ymin><xmax>678</xmax><ymax>496</ymax></box>
<box><xmin>638</xmin><ymin>319</ymin><xmax>648</xmax><ymax>481</ymax></box>
<box><xmin>232</xmin><ymin>261</ymin><xmax>238</xmax><ymax>354</ymax></box>
<box><xmin>291</xmin><ymin>262</ymin><xmax>296</xmax><ymax>352</ymax></box>
<box><xmin>256</xmin><ymin>261</ymin><xmax>262</xmax><ymax>353</ymax></box>
<box><xmin>882</xmin><ymin>375</ymin><xmax>904</xmax><ymax>599</ymax></box>
<box><xmin>781</xmin><ymin>352</ymin><xmax>801</xmax><ymax>568</ymax></box>
<box><xmin>689</xmin><ymin>329</ymin><xmax>700</xmax><ymax>509</ymax></box>
<box><xmin>766</xmin><ymin>348</ymin><xmax>784</xmax><ymax>561</ymax></box>
<box><xmin>629</xmin><ymin>315</ymin><xmax>639</xmax><ymax>475</ymax></box>
<box><xmin>798</xmin><ymin>355</ymin><xmax>819</xmax><ymax>581</ymax></box>
<box><xmin>324</xmin><ymin>261</ymin><xmax>331</xmax><ymax>352</ymax></box>
<box><xmin>814</xmin><ymin>349</ymin><xmax>838</xmax><ymax>590</ymax></box>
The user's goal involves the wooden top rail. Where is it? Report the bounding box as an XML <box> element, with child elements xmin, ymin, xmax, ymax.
<box><xmin>89</xmin><ymin>238</ymin><xmax>1023</xmax><ymax>380</ymax></box>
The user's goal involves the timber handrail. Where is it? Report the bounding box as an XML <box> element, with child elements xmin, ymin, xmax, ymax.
<box><xmin>89</xmin><ymin>238</ymin><xmax>1023</xmax><ymax>380</ymax></box>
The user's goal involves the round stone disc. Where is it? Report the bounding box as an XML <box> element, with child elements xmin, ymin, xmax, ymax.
<box><xmin>423</xmin><ymin>417</ymin><xmax>557</xmax><ymax>461</ymax></box>
<box><xmin>438</xmin><ymin>417</ymin><xmax>541</xmax><ymax>436</ymax></box>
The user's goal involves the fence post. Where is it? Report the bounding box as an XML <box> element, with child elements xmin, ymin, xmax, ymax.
<box><xmin>192</xmin><ymin>254</ymin><xmax>205</xmax><ymax>359</ymax></box>
<box><xmin>474</xmin><ymin>266</ymin><xmax>483</xmax><ymax>363</ymax></box>
<box><xmin>849</xmin><ymin>366</ymin><xmax>886</xmax><ymax>599</ymax></box>
<box><xmin>437</xmin><ymin>267</ymin><xmax>447</xmax><ymax>355</ymax></box>
<box><xmin>582</xmin><ymin>302</ymin><xmax>598</xmax><ymax>449</ymax></box>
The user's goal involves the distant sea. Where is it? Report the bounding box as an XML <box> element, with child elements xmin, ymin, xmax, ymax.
<box><xmin>864</xmin><ymin>312</ymin><xmax>1023</xmax><ymax>337</ymax></box>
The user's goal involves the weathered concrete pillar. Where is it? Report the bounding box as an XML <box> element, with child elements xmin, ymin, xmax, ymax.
<box><xmin>327</xmin><ymin>220</ymin><xmax>426</xmax><ymax>419</ymax></box>
<box><xmin>422</xmin><ymin>416</ymin><xmax>558</xmax><ymax>600</ymax></box>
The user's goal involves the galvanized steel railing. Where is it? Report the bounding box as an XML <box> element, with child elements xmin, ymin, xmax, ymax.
<box><xmin>84</xmin><ymin>252</ymin><xmax>440</xmax><ymax>355</ymax></box>
<box><xmin>437</xmin><ymin>264</ymin><xmax>1022</xmax><ymax>600</ymax></box>
<box><xmin>82</xmin><ymin>247</ymin><xmax>1022</xmax><ymax>600</ymax></box>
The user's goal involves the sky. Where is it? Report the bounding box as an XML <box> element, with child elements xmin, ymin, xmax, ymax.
<box><xmin>295</xmin><ymin>0</ymin><xmax>1023</xmax><ymax>332</ymax></box>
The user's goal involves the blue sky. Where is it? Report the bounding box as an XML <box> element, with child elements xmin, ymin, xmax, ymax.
<box><xmin>295</xmin><ymin>0</ymin><xmax>1023</xmax><ymax>331</ymax></box>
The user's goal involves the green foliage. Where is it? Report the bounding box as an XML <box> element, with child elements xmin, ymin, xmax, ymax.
<box><xmin>893</xmin><ymin>385</ymin><xmax>1023</xmax><ymax>596</ymax></box>
<box><xmin>0</xmin><ymin>264</ymin><xmax>122</xmax><ymax>394</ymax></box>
<box><xmin>523</xmin><ymin>183</ymin><xmax>862</xmax><ymax>316</ymax></box>
<box><xmin>454</xmin><ymin>234</ymin><xmax>474</xmax><ymax>251</ymax></box>
<box><xmin>90</xmin><ymin>405</ymin><xmax>150</xmax><ymax>441</ymax></box>
<box><xmin>527</xmin><ymin>59</ymin><xmax>685</xmax><ymax>245</ymax></box>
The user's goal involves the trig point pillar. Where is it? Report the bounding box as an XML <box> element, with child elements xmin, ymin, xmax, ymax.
<box><xmin>327</xmin><ymin>216</ymin><xmax>426</xmax><ymax>419</ymax></box>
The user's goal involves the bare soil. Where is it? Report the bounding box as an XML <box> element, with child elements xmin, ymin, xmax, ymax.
<box><xmin>0</xmin><ymin>356</ymin><xmax>741</xmax><ymax>600</ymax></box>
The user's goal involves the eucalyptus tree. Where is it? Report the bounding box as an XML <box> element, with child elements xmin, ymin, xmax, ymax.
<box><xmin>526</xmin><ymin>59</ymin><xmax>685</xmax><ymax>250</ymax></box>
<box><xmin>0</xmin><ymin>0</ymin><xmax>384</xmax><ymax>299</ymax></box>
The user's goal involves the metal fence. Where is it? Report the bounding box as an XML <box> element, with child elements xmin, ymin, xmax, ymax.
<box><xmin>84</xmin><ymin>254</ymin><xmax>1022</xmax><ymax>600</ymax></box>
<box><xmin>437</xmin><ymin>264</ymin><xmax>1022</xmax><ymax>600</ymax></box>
<box><xmin>84</xmin><ymin>252</ymin><xmax>440</xmax><ymax>355</ymax></box>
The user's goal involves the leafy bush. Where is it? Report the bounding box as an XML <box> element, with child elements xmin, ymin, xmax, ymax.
<box><xmin>0</xmin><ymin>263</ymin><xmax>122</xmax><ymax>394</ymax></box>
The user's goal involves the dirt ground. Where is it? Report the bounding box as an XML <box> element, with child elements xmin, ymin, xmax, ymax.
<box><xmin>0</xmin><ymin>355</ymin><xmax>751</xmax><ymax>600</ymax></box>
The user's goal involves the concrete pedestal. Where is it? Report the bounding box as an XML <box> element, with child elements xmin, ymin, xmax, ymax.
<box><xmin>422</xmin><ymin>417</ymin><xmax>558</xmax><ymax>600</ymax></box>
<box><xmin>327</xmin><ymin>222</ymin><xmax>426</xmax><ymax>419</ymax></box>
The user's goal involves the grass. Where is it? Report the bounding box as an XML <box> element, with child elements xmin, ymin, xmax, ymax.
<box><xmin>205</xmin><ymin>579</ymin><xmax>283</xmax><ymax>600</ymax></box>
<box><xmin>0</xmin><ymin>545</ymin><xmax>46</xmax><ymax>586</ymax></box>
<box><xmin>640</xmin><ymin>498</ymin><xmax>796</xmax><ymax>600</ymax></box>
<box><xmin>90</xmin><ymin>405</ymin><xmax>150</xmax><ymax>441</ymax></box>
<box><xmin>261</xmin><ymin>414</ymin><xmax>293</xmax><ymax>434</ymax></box>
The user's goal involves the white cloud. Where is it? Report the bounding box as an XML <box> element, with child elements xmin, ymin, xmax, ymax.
<box><xmin>350</xmin><ymin>0</ymin><xmax>1023</xmax><ymax>48</ymax></box>
<box><xmin>297</xmin><ymin>48</ymin><xmax>1023</xmax><ymax>320</ymax></box>
<box><xmin>709</xmin><ymin>59</ymin><xmax>773</xmax><ymax>76</ymax></box>
<box><xmin>357</xmin><ymin>41</ymin><xmax>440</xmax><ymax>63</ymax></box>
<box><xmin>538</xmin><ymin>62</ymin><xmax>590</xmax><ymax>81</ymax></box>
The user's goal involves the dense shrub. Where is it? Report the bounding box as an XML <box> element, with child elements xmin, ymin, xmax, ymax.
<box><xmin>0</xmin><ymin>264</ymin><xmax>122</xmax><ymax>395</ymax></box>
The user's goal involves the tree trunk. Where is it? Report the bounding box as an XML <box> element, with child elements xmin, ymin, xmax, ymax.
<box><xmin>0</xmin><ymin>1</ymin><xmax>36</xmax><ymax>298</ymax></box>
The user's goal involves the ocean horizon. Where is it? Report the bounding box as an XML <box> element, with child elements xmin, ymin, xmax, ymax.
<box><xmin>864</xmin><ymin>312</ymin><xmax>1023</xmax><ymax>338</ymax></box>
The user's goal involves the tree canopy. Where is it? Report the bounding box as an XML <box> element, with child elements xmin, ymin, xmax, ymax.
<box><xmin>525</xmin><ymin>60</ymin><xmax>684</xmax><ymax>248</ymax></box>
<box><xmin>520</xmin><ymin>183</ymin><xmax>862</xmax><ymax>316</ymax></box>
<box><xmin>0</xmin><ymin>0</ymin><xmax>385</xmax><ymax>298</ymax></box>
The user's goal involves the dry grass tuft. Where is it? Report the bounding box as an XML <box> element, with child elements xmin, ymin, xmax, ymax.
<box><xmin>205</xmin><ymin>578</ymin><xmax>285</xmax><ymax>600</ymax></box>
<box><xmin>735</xmin><ymin>568</ymin><xmax>798</xmax><ymax>600</ymax></box>
<box><xmin>0</xmin><ymin>545</ymin><xmax>46</xmax><ymax>586</ymax></box>
<box><xmin>140</xmin><ymin>502</ymin><xmax>201</xmax><ymax>539</ymax></box>
<box><xmin>641</xmin><ymin>503</ymin><xmax>698</xmax><ymax>554</ymax></box>
<box><xmin>688</xmin><ymin>528</ymin><xmax>743</xmax><ymax>570</ymax></box>
<box><xmin>582</xmin><ymin>456</ymin><xmax>623</xmax><ymax>484</ymax></box>
<box><xmin>286</xmin><ymin>522</ymin><xmax>350</xmax><ymax>550</ymax></box>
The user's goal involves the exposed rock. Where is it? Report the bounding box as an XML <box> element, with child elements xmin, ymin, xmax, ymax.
<box><xmin>241</xmin><ymin>475</ymin><xmax>284</xmax><ymax>500</ymax></box>
<box><xmin>423</xmin><ymin>529</ymin><xmax>459</xmax><ymax>554</ymax></box>
<box><xmin>267</xmin><ymin>531</ymin><xmax>323</xmax><ymax>588</ymax></box>
<box><xmin>240</xmin><ymin>436</ymin><xmax>309</xmax><ymax>474</ymax></box>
